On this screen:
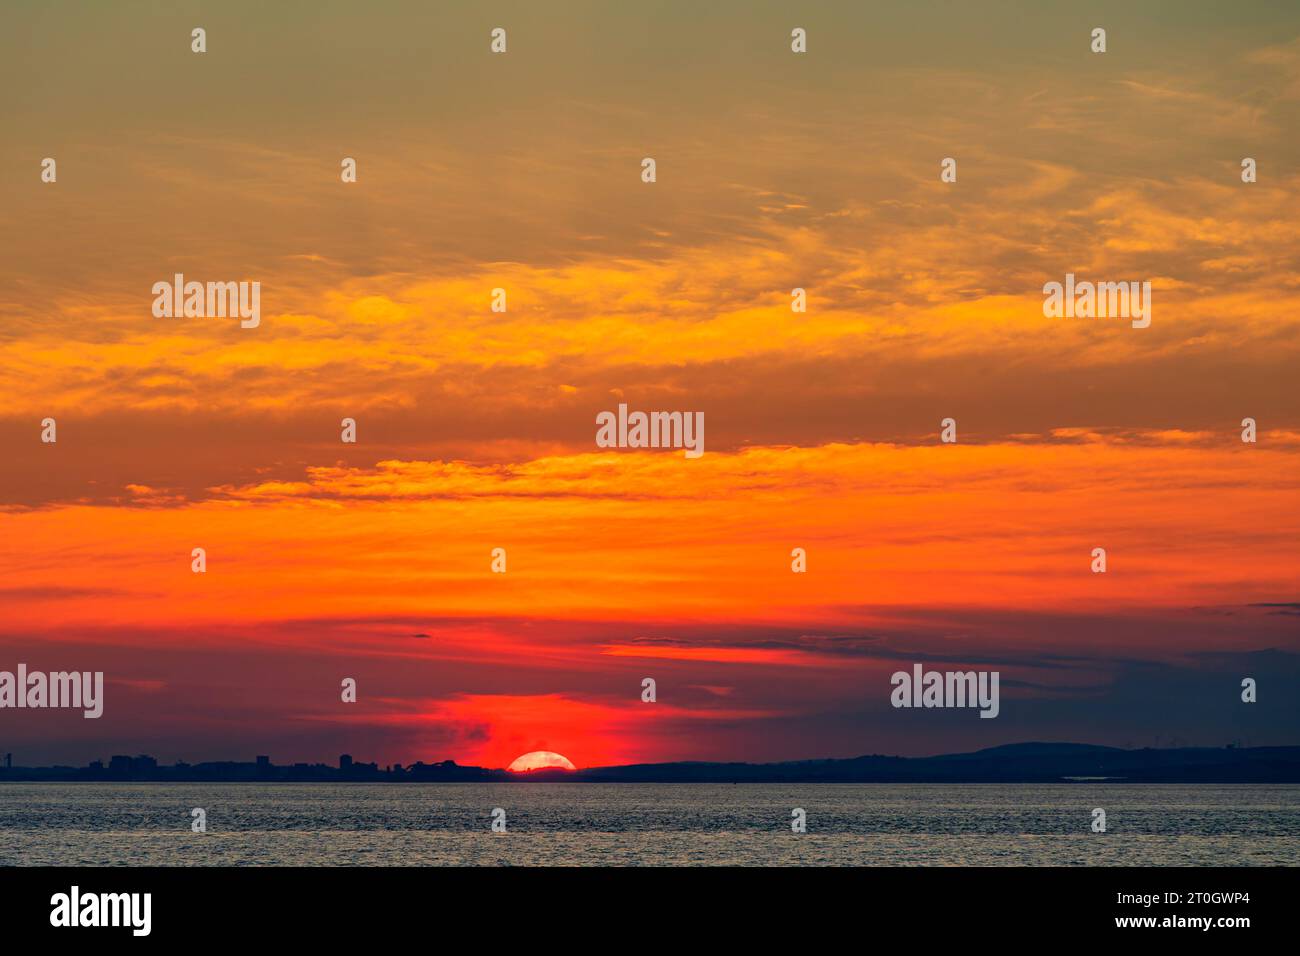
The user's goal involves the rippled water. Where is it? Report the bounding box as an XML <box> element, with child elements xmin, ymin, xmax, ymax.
<box><xmin>1</xmin><ymin>783</ymin><xmax>1297</xmax><ymax>865</ymax></box>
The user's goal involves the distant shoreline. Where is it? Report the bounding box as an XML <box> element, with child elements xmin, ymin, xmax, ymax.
<box><xmin>4</xmin><ymin>742</ymin><xmax>1298</xmax><ymax>785</ymax></box>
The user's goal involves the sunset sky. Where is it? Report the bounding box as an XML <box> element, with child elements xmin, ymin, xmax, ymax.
<box><xmin>2</xmin><ymin>1</ymin><xmax>1298</xmax><ymax>768</ymax></box>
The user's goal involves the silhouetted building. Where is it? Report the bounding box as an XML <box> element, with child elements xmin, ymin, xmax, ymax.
<box><xmin>108</xmin><ymin>754</ymin><xmax>158</xmax><ymax>776</ymax></box>
<box><xmin>4</xmin><ymin>753</ymin><xmax>10</xmax><ymax>769</ymax></box>
<box><xmin>339</xmin><ymin>754</ymin><xmax>353</xmax><ymax>770</ymax></box>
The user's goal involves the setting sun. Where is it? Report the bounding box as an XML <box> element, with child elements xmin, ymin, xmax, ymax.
<box><xmin>508</xmin><ymin>751</ymin><xmax>577</xmax><ymax>773</ymax></box>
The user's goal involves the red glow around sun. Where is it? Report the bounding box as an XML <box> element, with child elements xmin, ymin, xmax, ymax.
<box><xmin>507</xmin><ymin>750</ymin><xmax>577</xmax><ymax>772</ymax></box>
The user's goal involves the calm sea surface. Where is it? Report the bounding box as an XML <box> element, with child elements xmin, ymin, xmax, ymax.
<box><xmin>1</xmin><ymin>783</ymin><xmax>1297</xmax><ymax>866</ymax></box>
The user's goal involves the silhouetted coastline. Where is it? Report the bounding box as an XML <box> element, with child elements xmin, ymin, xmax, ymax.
<box><xmin>2</xmin><ymin>742</ymin><xmax>1298</xmax><ymax>783</ymax></box>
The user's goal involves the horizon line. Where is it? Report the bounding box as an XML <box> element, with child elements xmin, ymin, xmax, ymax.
<box><xmin>3</xmin><ymin>739</ymin><xmax>1291</xmax><ymax>773</ymax></box>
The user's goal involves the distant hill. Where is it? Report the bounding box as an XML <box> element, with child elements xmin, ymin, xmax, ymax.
<box><xmin>561</xmin><ymin>743</ymin><xmax>1300</xmax><ymax>784</ymax></box>
<box><xmin>934</xmin><ymin>742</ymin><xmax>1125</xmax><ymax>759</ymax></box>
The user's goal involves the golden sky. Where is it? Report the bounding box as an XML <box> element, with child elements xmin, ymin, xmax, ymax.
<box><xmin>1</xmin><ymin>1</ymin><xmax>1297</xmax><ymax>766</ymax></box>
